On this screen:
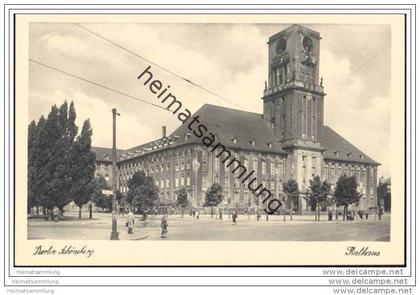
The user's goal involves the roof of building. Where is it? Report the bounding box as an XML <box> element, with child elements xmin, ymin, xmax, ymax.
<box><xmin>91</xmin><ymin>146</ymin><xmax>125</xmax><ymax>162</ymax></box>
<box><xmin>321</xmin><ymin>126</ymin><xmax>379</xmax><ymax>165</ymax></box>
<box><xmin>169</xmin><ymin>104</ymin><xmax>288</xmax><ymax>154</ymax></box>
<box><xmin>92</xmin><ymin>104</ymin><xmax>379</xmax><ymax>166</ymax></box>
<box><xmin>379</xmin><ymin>177</ymin><xmax>391</xmax><ymax>185</ymax></box>
<box><xmin>116</xmin><ymin>104</ymin><xmax>287</xmax><ymax>163</ymax></box>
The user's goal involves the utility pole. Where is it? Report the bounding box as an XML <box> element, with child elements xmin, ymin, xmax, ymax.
<box><xmin>110</xmin><ymin>108</ymin><xmax>120</xmax><ymax>240</ymax></box>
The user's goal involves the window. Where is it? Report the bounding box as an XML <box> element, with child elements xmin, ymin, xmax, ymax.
<box><xmin>181</xmin><ymin>173</ymin><xmax>185</xmax><ymax>186</ymax></box>
<box><xmin>187</xmin><ymin>175</ymin><xmax>191</xmax><ymax>186</ymax></box>
<box><xmin>253</xmin><ymin>159</ymin><xmax>258</xmax><ymax>171</ymax></box>
<box><xmin>224</xmin><ymin>175</ymin><xmax>230</xmax><ymax>187</ymax></box>
<box><xmin>230</xmin><ymin>192</ymin><xmax>237</xmax><ymax>203</ymax></box>
<box><xmin>214</xmin><ymin>158</ymin><xmax>220</xmax><ymax>172</ymax></box>
<box><xmin>166</xmin><ymin>179</ymin><xmax>170</xmax><ymax>188</ymax></box>
<box><xmin>311</xmin><ymin>156</ymin><xmax>316</xmax><ymax>177</ymax></box>
<box><xmin>234</xmin><ymin>179</ymin><xmax>240</xmax><ymax>188</ymax></box>
<box><xmin>262</xmin><ymin>160</ymin><xmax>266</xmax><ymax>175</ymax></box>
<box><xmin>214</xmin><ymin>175</ymin><xmax>219</xmax><ymax>184</ymax></box>
<box><xmin>175</xmin><ymin>177</ymin><xmax>179</xmax><ymax>188</ymax></box>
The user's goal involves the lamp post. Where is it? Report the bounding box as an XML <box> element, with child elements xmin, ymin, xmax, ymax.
<box><xmin>110</xmin><ymin>108</ymin><xmax>120</xmax><ymax>240</ymax></box>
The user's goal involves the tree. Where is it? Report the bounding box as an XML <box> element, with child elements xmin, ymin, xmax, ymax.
<box><xmin>308</xmin><ymin>176</ymin><xmax>331</xmax><ymax>221</ymax></box>
<box><xmin>203</xmin><ymin>183</ymin><xmax>224</xmax><ymax>218</ymax></box>
<box><xmin>282</xmin><ymin>179</ymin><xmax>300</xmax><ymax>221</ymax></box>
<box><xmin>126</xmin><ymin>171</ymin><xmax>159</xmax><ymax>217</ymax></box>
<box><xmin>33</xmin><ymin>115</ymin><xmax>55</xmax><ymax>212</ymax></box>
<box><xmin>43</xmin><ymin>104</ymin><xmax>72</xmax><ymax>214</ymax></box>
<box><xmin>91</xmin><ymin>175</ymin><xmax>112</xmax><ymax>212</ymax></box>
<box><xmin>116</xmin><ymin>191</ymin><xmax>127</xmax><ymax>214</ymax></box>
<box><xmin>176</xmin><ymin>188</ymin><xmax>189</xmax><ymax>217</ymax></box>
<box><xmin>27</xmin><ymin>100</ymin><xmax>93</xmax><ymax>219</ymax></box>
<box><xmin>334</xmin><ymin>175</ymin><xmax>362</xmax><ymax>221</ymax></box>
<box><xmin>28</xmin><ymin>120</ymin><xmax>38</xmax><ymax>214</ymax></box>
<box><xmin>71</xmin><ymin>120</ymin><xmax>96</xmax><ymax>219</ymax></box>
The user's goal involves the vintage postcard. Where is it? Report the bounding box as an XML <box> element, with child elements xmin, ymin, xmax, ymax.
<box><xmin>12</xmin><ymin>12</ymin><xmax>406</xmax><ymax>267</ymax></box>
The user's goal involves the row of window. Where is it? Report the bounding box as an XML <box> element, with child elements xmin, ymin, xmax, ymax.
<box><xmin>323</xmin><ymin>163</ymin><xmax>375</xmax><ymax>184</ymax></box>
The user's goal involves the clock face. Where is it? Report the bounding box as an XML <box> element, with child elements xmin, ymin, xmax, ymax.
<box><xmin>303</xmin><ymin>36</ymin><xmax>313</xmax><ymax>52</ymax></box>
<box><xmin>275</xmin><ymin>37</ymin><xmax>287</xmax><ymax>54</ymax></box>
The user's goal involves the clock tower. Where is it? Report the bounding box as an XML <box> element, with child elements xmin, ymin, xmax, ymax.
<box><xmin>262</xmin><ymin>24</ymin><xmax>326</xmax><ymax>210</ymax></box>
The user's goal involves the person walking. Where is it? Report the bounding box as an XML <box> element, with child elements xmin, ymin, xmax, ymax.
<box><xmin>232</xmin><ymin>210</ymin><xmax>237</xmax><ymax>225</ymax></box>
<box><xmin>52</xmin><ymin>206</ymin><xmax>59</xmax><ymax>223</ymax></box>
<box><xmin>219</xmin><ymin>208</ymin><xmax>223</xmax><ymax>220</ymax></box>
<box><xmin>161</xmin><ymin>214</ymin><xmax>168</xmax><ymax>238</ymax></box>
<box><xmin>196</xmin><ymin>210</ymin><xmax>200</xmax><ymax>220</ymax></box>
<box><xmin>126</xmin><ymin>210</ymin><xmax>135</xmax><ymax>234</ymax></box>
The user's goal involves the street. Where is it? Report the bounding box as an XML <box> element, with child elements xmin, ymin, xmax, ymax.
<box><xmin>27</xmin><ymin>212</ymin><xmax>390</xmax><ymax>241</ymax></box>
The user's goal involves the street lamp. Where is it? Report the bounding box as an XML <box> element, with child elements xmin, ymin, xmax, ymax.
<box><xmin>110</xmin><ymin>108</ymin><xmax>120</xmax><ymax>240</ymax></box>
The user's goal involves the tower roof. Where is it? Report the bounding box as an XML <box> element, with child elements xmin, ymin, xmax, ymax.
<box><xmin>268</xmin><ymin>24</ymin><xmax>321</xmax><ymax>43</ymax></box>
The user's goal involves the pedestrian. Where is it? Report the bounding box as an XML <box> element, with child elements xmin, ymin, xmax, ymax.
<box><xmin>232</xmin><ymin>210</ymin><xmax>237</xmax><ymax>225</ymax></box>
<box><xmin>52</xmin><ymin>206</ymin><xmax>59</xmax><ymax>222</ymax></box>
<box><xmin>193</xmin><ymin>209</ymin><xmax>196</xmax><ymax>218</ymax></box>
<box><xmin>328</xmin><ymin>209</ymin><xmax>333</xmax><ymax>221</ymax></box>
<box><xmin>161</xmin><ymin>214</ymin><xmax>168</xmax><ymax>238</ymax></box>
<box><xmin>126</xmin><ymin>210</ymin><xmax>135</xmax><ymax>234</ymax></box>
<box><xmin>196</xmin><ymin>210</ymin><xmax>200</xmax><ymax>220</ymax></box>
<box><xmin>219</xmin><ymin>208</ymin><xmax>223</xmax><ymax>220</ymax></box>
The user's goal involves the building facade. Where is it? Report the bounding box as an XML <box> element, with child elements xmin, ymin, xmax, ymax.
<box><xmin>92</xmin><ymin>24</ymin><xmax>379</xmax><ymax>213</ymax></box>
<box><xmin>377</xmin><ymin>177</ymin><xmax>391</xmax><ymax>212</ymax></box>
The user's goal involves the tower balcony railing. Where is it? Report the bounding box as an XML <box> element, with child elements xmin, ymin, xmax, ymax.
<box><xmin>264</xmin><ymin>80</ymin><xmax>324</xmax><ymax>97</ymax></box>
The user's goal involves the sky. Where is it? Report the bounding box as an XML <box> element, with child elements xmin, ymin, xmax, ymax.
<box><xmin>28</xmin><ymin>23</ymin><xmax>391</xmax><ymax>177</ymax></box>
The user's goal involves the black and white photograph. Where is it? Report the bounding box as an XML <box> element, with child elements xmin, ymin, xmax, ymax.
<box><xmin>6</xmin><ymin>8</ymin><xmax>408</xmax><ymax>270</ymax></box>
<box><xmin>3</xmin><ymin>3</ymin><xmax>416</xmax><ymax>294</ymax></box>
<box><xmin>27</xmin><ymin>22</ymin><xmax>392</xmax><ymax>243</ymax></box>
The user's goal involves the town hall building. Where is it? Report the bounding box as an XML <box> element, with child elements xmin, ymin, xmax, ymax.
<box><xmin>92</xmin><ymin>24</ymin><xmax>379</xmax><ymax>213</ymax></box>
